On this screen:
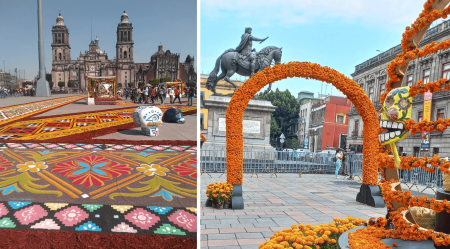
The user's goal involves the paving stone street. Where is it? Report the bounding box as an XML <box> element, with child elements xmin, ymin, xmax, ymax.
<box><xmin>200</xmin><ymin>173</ymin><xmax>436</xmax><ymax>249</ymax></box>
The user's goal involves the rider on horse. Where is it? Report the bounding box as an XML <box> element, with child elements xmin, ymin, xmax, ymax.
<box><xmin>235</xmin><ymin>27</ymin><xmax>268</xmax><ymax>77</ymax></box>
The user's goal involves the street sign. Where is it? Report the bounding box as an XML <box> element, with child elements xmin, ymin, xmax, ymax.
<box><xmin>280</xmin><ymin>133</ymin><xmax>285</xmax><ymax>144</ymax></box>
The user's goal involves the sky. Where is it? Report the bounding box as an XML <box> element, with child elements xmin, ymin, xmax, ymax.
<box><xmin>200</xmin><ymin>0</ymin><xmax>447</xmax><ymax>98</ymax></box>
<box><xmin>0</xmin><ymin>0</ymin><xmax>197</xmax><ymax>81</ymax></box>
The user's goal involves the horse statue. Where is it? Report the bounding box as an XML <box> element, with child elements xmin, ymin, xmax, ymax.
<box><xmin>206</xmin><ymin>46</ymin><xmax>282</xmax><ymax>94</ymax></box>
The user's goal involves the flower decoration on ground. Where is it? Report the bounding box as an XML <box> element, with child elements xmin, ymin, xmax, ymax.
<box><xmin>172</xmin><ymin>158</ymin><xmax>197</xmax><ymax>179</ymax></box>
<box><xmin>259</xmin><ymin>217</ymin><xmax>366</xmax><ymax>249</ymax></box>
<box><xmin>136</xmin><ymin>164</ymin><xmax>169</xmax><ymax>176</ymax></box>
<box><xmin>51</xmin><ymin>155</ymin><xmax>131</xmax><ymax>187</ymax></box>
<box><xmin>0</xmin><ymin>155</ymin><xmax>13</xmax><ymax>171</ymax></box>
<box><xmin>206</xmin><ymin>182</ymin><xmax>233</xmax><ymax>205</ymax></box>
<box><xmin>16</xmin><ymin>161</ymin><xmax>47</xmax><ymax>173</ymax></box>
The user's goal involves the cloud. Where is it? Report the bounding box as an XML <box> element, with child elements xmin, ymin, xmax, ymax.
<box><xmin>202</xmin><ymin>0</ymin><xmax>442</xmax><ymax>29</ymax></box>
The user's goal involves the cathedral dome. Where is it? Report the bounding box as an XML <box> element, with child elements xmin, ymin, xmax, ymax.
<box><xmin>121</xmin><ymin>11</ymin><xmax>129</xmax><ymax>23</ymax></box>
<box><xmin>152</xmin><ymin>44</ymin><xmax>165</xmax><ymax>57</ymax></box>
<box><xmin>56</xmin><ymin>12</ymin><xmax>64</xmax><ymax>26</ymax></box>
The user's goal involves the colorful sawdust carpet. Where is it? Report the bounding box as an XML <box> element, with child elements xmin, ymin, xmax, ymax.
<box><xmin>0</xmin><ymin>105</ymin><xmax>197</xmax><ymax>141</ymax></box>
<box><xmin>0</xmin><ymin>95</ymin><xmax>85</xmax><ymax>125</ymax></box>
<box><xmin>0</xmin><ymin>149</ymin><xmax>197</xmax><ymax>238</ymax></box>
<box><xmin>0</xmin><ymin>143</ymin><xmax>197</xmax><ymax>152</ymax></box>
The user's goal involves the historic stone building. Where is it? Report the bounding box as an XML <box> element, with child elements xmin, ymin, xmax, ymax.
<box><xmin>307</xmin><ymin>96</ymin><xmax>350</xmax><ymax>152</ymax></box>
<box><xmin>51</xmin><ymin>11</ymin><xmax>195</xmax><ymax>90</ymax></box>
<box><xmin>347</xmin><ymin>20</ymin><xmax>450</xmax><ymax>157</ymax></box>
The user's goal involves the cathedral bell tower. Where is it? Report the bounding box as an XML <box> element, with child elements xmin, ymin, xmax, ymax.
<box><xmin>116</xmin><ymin>11</ymin><xmax>134</xmax><ymax>86</ymax></box>
<box><xmin>51</xmin><ymin>11</ymin><xmax>71</xmax><ymax>84</ymax></box>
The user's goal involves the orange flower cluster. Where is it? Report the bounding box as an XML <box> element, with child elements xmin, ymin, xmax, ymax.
<box><xmin>226</xmin><ymin>62</ymin><xmax>380</xmax><ymax>185</ymax></box>
<box><xmin>205</xmin><ymin>182</ymin><xmax>233</xmax><ymax>205</ymax></box>
<box><xmin>409</xmin><ymin>78</ymin><xmax>450</xmax><ymax>97</ymax></box>
<box><xmin>200</xmin><ymin>133</ymin><xmax>207</xmax><ymax>143</ymax></box>
<box><xmin>404</xmin><ymin>118</ymin><xmax>450</xmax><ymax>135</ymax></box>
<box><xmin>259</xmin><ymin>217</ymin><xmax>366</xmax><ymax>249</ymax></box>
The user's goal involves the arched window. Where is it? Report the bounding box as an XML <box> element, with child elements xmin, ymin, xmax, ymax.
<box><xmin>120</xmin><ymin>48</ymin><xmax>122</xmax><ymax>59</ymax></box>
<box><xmin>124</xmin><ymin>51</ymin><xmax>127</xmax><ymax>59</ymax></box>
<box><xmin>59</xmin><ymin>53</ymin><xmax>62</xmax><ymax>60</ymax></box>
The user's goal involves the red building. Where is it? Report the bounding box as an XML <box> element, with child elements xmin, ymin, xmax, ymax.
<box><xmin>308</xmin><ymin>96</ymin><xmax>351</xmax><ymax>152</ymax></box>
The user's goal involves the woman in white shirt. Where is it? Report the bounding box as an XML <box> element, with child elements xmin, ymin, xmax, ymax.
<box><xmin>335</xmin><ymin>150</ymin><xmax>343</xmax><ymax>178</ymax></box>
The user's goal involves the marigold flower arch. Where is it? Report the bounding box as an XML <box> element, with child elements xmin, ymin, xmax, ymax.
<box><xmin>225</xmin><ymin>61</ymin><xmax>379</xmax><ymax>185</ymax></box>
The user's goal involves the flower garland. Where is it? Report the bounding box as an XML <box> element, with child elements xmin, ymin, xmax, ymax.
<box><xmin>381</xmin><ymin>1</ymin><xmax>450</xmax><ymax>105</ymax></box>
<box><xmin>259</xmin><ymin>217</ymin><xmax>366</xmax><ymax>249</ymax></box>
<box><xmin>404</xmin><ymin>117</ymin><xmax>450</xmax><ymax>135</ymax></box>
<box><xmin>200</xmin><ymin>133</ymin><xmax>206</xmax><ymax>143</ymax></box>
<box><xmin>378</xmin><ymin>152</ymin><xmax>450</xmax><ymax>173</ymax></box>
<box><xmin>226</xmin><ymin>62</ymin><xmax>380</xmax><ymax>185</ymax></box>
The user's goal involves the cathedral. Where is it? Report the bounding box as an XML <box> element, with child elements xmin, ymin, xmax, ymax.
<box><xmin>51</xmin><ymin>11</ymin><xmax>196</xmax><ymax>90</ymax></box>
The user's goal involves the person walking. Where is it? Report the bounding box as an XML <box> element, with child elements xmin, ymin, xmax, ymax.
<box><xmin>169</xmin><ymin>87</ymin><xmax>174</xmax><ymax>104</ymax></box>
<box><xmin>151</xmin><ymin>86</ymin><xmax>156</xmax><ymax>104</ymax></box>
<box><xmin>159</xmin><ymin>85</ymin><xmax>166</xmax><ymax>104</ymax></box>
<box><xmin>187</xmin><ymin>86</ymin><xmax>194</xmax><ymax>106</ymax></box>
<box><xmin>144</xmin><ymin>86</ymin><xmax>149</xmax><ymax>104</ymax></box>
<box><xmin>335</xmin><ymin>149</ymin><xmax>343</xmax><ymax>178</ymax></box>
<box><xmin>174</xmin><ymin>86</ymin><xmax>182</xmax><ymax>104</ymax></box>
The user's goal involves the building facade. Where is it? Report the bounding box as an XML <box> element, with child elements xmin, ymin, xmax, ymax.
<box><xmin>51</xmin><ymin>11</ymin><xmax>195</xmax><ymax>90</ymax></box>
<box><xmin>308</xmin><ymin>96</ymin><xmax>350</xmax><ymax>152</ymax></box>
<box><xmin>347</xmin><ymin>20</ymin><xmax>450</xmax><ymax>156</ymax></box>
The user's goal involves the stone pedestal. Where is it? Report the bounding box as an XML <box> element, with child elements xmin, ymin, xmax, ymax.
<box><xmin>202</xmin><ymin>95</ymin><xmax>276</xmax><ymax>151</ymax></box>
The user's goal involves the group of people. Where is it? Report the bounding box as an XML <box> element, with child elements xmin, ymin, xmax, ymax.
<box><xmin>334</xmin><ymin>148</ymin><xmax>355</xmax><ymax>178</ymax></box>
<box><xmin>0</xmin><ymin>87</ymin><xmax>34</xmax><ymax>98</ymax></box>
<box><xmin>120</xmin><ymin>85</ymin><xmax>196</xmax><ymax>106</ymax></box>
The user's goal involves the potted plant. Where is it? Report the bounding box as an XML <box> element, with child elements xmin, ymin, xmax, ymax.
<box><xmin>206</xmin><ymin>182</ymin><xmax>233</xmax><ymax>209</ymax></box>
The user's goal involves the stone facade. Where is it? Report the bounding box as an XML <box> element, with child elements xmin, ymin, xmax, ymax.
<box><xmin>347</xmin><ymin>19</ymin><xmax>450</xmax><ymax>157</ymax></box>
<box><xmin>202</xmin><ymin>95</ymin><xmax>276</xmax><ymax>152</ymax></box>
<box><xmin>51</xmin><ymin>11</ymin><xmax>195</xmax><ymax>90</ymax></box>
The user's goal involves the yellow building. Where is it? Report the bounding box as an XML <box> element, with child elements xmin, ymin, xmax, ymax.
<box><xmin>200</xmin><ymin>74</ymin><xmax>244</xmax><ymax>131</ymax></box>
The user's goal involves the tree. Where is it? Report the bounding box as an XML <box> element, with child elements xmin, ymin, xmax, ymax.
<box><xmin>186</xmin><ymin>81</ymin><xmax>196</xmax><ymax>87</ymax></box>
<box><xmin>138</xmin><ymin>82</ymin><xmax>145</xmax><ymax>87</ymax></box>
<box><xmin>160</xmin><ymin>77</ymin><xmax>172</xmax><ymax>83</ymax></box>
<box><xmin>48</xmin><ymin>81</ymin><xmax>53</xmax><ymax>89</ymax></box>
<box><xmin>128</xmin><ymin>82</ymin><xmax>134</xmax><ymax>87</ymax></box>
<box><xmin>256</xmin><ymin>88</ymin><xmax>300</xmax><ymax>143</ymax></box>
<box><xmin>118</xmin><ymin>83</ymin><xmax>122</xmax><ymax>87</ymax></box>
<box><xmin>58</xmin><ymin>81</ymin><xmax>65</xmax><ymax>90</ymax></box>
<box><xmin>149</xmin><ymin>78</ymin><xmax>160</xmax><ymax>85</ymax></box>
<box><xmin>67</xmin><ymin>81</ymin><xmax>74</xmax><ymax>88</ymax></box>
<box><xmin>286</xmin><ymin>138</ymin><xmax>299</xmax><ymax>149</ymax></box>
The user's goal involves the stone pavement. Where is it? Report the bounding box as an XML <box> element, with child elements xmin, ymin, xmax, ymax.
<box><xmin>200</xmin><ymin>173</ymin><xmax>434</xmax><ymax>249</ymax></box>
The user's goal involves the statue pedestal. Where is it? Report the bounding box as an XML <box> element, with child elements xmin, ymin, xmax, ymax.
<box><xmin>202</xmin><ymin>95</ymin><xmax>276</xmax><ymax>151</ymax></box>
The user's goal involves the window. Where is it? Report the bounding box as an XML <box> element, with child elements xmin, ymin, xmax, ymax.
<box><xmin>125</xmin><ymin>76</ymin><xmax>127</xmax><ymax>79</ymax></box>
<box><xmin>200</xmin><ymin>114</ymin><xmax>204</xmax><ymax>130</ymax></box>
<box><xmin>437</xmin><ymin>108</ymin><xmax>445</xmax><ymax>120</ymax></box>
<box><xmin>442</xmin><ymin>63</ymin><xmax>450</xmax><ymax>91</ymax></box>
<box><xmin>423</xmin><ymin>69</ymin><xmax>430</xmax><ymax>84</ymax></box>
<box><xmin>58</xmin><ymin>53</ymin><xmax>61</xmax><ymax>60</ymax></box>
<box><xmin>434</xmin><ymin>148</ymin><xmax>440</xmax><ymax>156</ymax></box>
<box><xmin>200</xmin><ymin>92</ymin><xmax>204</xmax><ymax>107</ymax></box>
<box><xmin>369</xmin><ymin>87</ymin><xmax>374</xmax><ymax>101</ymax></box>
<box><xmin>399</xmin><ymin>147</ymin><xmax>404</xmax><ymax>155</ymax></box>
<box><xmin>418</xmin><ymin>111</ymin><xmax>423</xmax><ymax>122</ymax></box>
<box><xmin>124</xmin><ymin>51</ymin><xmax>127</xmax><ymax>59</ymax></box>
<box><xmin>414</xmin><ymin>147</ymin><xmax>420</xmax><ymax>157</ymax></box>
<box><xmin>125</xmin><ymin>72</ymin><xmax>127</xmax><ymax>74</ymax></box>
<box><xmin>125</xmin><ymin>80</ymin><xmax>127</xmax><ymax>84</ymax></box>
<box><xmin>354</xmin><ymin>120</ymin><xmax>359</xmax><ymax>136</ymax></box>
<box><xmin>406</xmin><ymin>75</ymin><xmax>413</xmax><ymax>87</ymax></box>
<box><xmin>380</xmin><ymin>83</ymin><xmax>386</xmax><ymax>95</ymax></box>
<box><xmin>336</xmin><ymin>115</ymin><xmax>344</xmax><ymax>123</ymax></box>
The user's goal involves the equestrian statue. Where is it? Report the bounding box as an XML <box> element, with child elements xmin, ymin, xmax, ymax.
<box><xmin>206</xmin><ymin>27</ymin><xmax>282</xmax><ymax>94</ymax></box>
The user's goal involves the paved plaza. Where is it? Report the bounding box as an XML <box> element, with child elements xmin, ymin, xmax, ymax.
<box><xmin>200</xmin><ymin>173</ymin><xmax>436</xmax><ymax>249</ymax></box>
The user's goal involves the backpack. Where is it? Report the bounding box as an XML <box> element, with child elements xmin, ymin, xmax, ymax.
<box><xmin>333</xmin><ymin>156</ymin><xmax>337</xmax><ymax>162</ymax></box>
